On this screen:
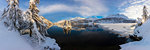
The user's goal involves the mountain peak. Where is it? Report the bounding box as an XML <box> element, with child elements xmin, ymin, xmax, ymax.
<box><xmin>106</xmin><ymin>14</ymin><xmax>129</xmax><ymax>19</ymax></box>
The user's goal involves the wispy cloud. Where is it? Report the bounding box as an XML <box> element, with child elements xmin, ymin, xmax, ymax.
<box><xmin>39</xmin><ymin>4</ymin><xmax>74</xmax><ymax>14</ymax></box>
<box><xmin>39</xmin><ymin>0</ymin><xmax>108</xmax><ymax>17</ymax></box>
<box><xmin>119</xmin><ymin>0</ymin><xmax>150</xmax><ymax>19</ymax></box>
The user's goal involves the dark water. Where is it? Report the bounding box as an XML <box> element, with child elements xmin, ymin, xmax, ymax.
<box><xmin>47</xmin><ymin>25</ymin><xmax>129</xmax><ymax>50</ymax></box>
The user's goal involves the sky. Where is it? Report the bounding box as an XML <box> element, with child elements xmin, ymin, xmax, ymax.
<box><xmin>0</xmin><ymin>0</ymin><xmax>150</xmax><ymax>22</ymax></box>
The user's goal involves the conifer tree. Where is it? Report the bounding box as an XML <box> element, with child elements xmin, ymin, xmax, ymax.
<box><xmin>142</xmin><ymin>6</ymin><xmax>149</xmax><ymax>22</ymax></box>
<box><xmin>1</xmin><ymin>0</ymin><xmax>60</xmax><ymax>49</ymax></box>
<box><xmin>22</xmin><ymin>0</ymin><xmax>49</xmax><ymax>44</ymax></box>
<box><xmin>1</xmin><ymin>0</ymin><xmax>23</xmax><ymax>31</ymax></box>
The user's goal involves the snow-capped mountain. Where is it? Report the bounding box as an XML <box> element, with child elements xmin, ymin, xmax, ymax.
<box><xmin>56</xmin><ymin>14</ymin><xmax>136</xmax><ymax>26</ymax></box>
<box><xmin>95</xmin><ymin>14</ymin><xmax>136</xmax><ymax>23</ymax></box>
<box><xmin>86</xmin><ymin>17</ymin><xmax>98</xmax><ymax>21</ymax></box>
<box><xmin>70</xmin><ymin>17</ymin><xmax>85</xmax><ymax>21</ymax></box>
<box><xmin>105</xmin><ymin>14</ymin><xmax>129</xmax><ymax>19</ymax></box>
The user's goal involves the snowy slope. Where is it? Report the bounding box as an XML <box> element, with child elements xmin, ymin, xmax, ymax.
<box><xmin>0</xmin><ymin>11</ymin><xmax>33</xmax><ymax>50</ymax></box>
<box><xmin>0</xmin><ymin>22</ymin><xmax>33</xmax><ymax>50</ymax></box>
<box><xmin>121</xmin><ymin>19</ymin><xmax>150</xmax><ymax>50</ymax></box>
<box><xmin>0</xmin><ymin>11</ymin><xmax>60</xmax><ymax>50</ymax></box>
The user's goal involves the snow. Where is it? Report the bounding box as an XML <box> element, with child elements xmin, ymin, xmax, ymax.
<box><xmin>0</xmin><ymin>16</ymin><xmax>60</xmax><ymax>50</ymax></box>
<box><xmin>70</xmin><ymin>17</ymin><xmax>85</xmax><ymax>21</ymax></box>
<box><xmin>120</xmin><ymin>19</ymin><xmax>150</xmax><ymax>50</ymax></box>
<box><xmin>105</xmin><ymin>14</ymin><xmax>129</xmax><ymax>19</ymax></box>
<box><xmin>0</xmin><ymin>9</ymin><xmax>60</xmax><ymax>50</ymax></box>
<box><xmin>86</xmin><ymin>18</ymin><xmax>98</xmax><ymax>20</ymax></box>
<box><xmin>0</xmin><ymin>22</ymin><xmax>33</xmax><ymax>50</ymax></box>
<box><xmin>30</xmin><ymin>0</ymin><xmax>34</xmax><ymax>3</ymax></box>
<box><xmin>42</xmin><ymin>37</ymin><xmax>60</xmax><ymax>50</ymax></box>
<box><xmin>99</xmin><ymin>23</ymin><xmax>136</xmax><ymax>37</ymax></box>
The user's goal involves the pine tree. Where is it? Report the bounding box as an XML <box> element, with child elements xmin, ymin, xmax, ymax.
<box><xmin>142</xmin><ymin>6</ymin><xmax>149</xmax><ymax>23</ymax></box>
<box><xmin>1</xmin><ymin>0</ymin><xmax>23</xmax><ymax>31</ymax></box>
<box><xmin>134</xmin><ymin>6</ymin><xmax>149</xmax><ymax>35</ymax></box>
<box><xmin>1</xmin><ymin>0</ymin><xmax>60</xmax><ymax>49</ymax></box>
<box><xmin>135</xmin><ymin>6</ymin><xmax>149</xmax><ymax>28</ymax></box>
<box><xmin>22</xmin><ymin>0</ymin><xmax>49</xmax><ymax>44</ymax></box>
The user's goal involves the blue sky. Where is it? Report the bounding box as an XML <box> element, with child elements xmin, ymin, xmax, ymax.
<box><xmin>0</xmin><ymin>0</ymin><xmax>150</xmax><ymax>22</ymax></box>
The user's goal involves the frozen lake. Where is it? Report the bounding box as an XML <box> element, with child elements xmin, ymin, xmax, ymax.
<box><xmin>47</xmin><ymin>24</ymin><xmax>136</xmax><ymax>50</ymax></box>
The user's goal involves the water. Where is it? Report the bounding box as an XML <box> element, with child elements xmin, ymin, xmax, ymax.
<box><xmin>47</xmin><ymin>25</ymin><xmax>130</xmax><ymax>50</ymax></box>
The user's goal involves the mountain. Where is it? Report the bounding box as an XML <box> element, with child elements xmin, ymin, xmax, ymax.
<box><xmin>70</xmin><ymin>17</ymin><xmax>85</xmax><ymax>21</ymax></box>
<box><xmin>68</xmin><ymin>14</ymin><xmax>136</xmax><ymax>24</ymax></box>
<box><xmin>55</xmin><ymin>14</ymin><xmax>136</xmax><ymax>29</ymax></box>
<box><xmin>95</xmin><ymin>14</ymin><xmax>136</xmax><ymax>23</ymax></box>
<box><xmin>88</xmin><ymin>16</ymin><xmax>103</xmax><ymax>19</ymax></box>
<box><xmin>105</xmin><ymin>14</ymin><xmax>129</xmax><ymax>19</ymax></box>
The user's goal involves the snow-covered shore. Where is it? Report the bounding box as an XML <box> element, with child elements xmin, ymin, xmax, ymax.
<box><xmin>98</xmin><ymin>23</ymin><xmax>136</xmax><ymax>37</ymax></box>
<box><xmin>120</xmin><ymin>19</ymin><xmax>150</xmax><ymax>50</ymax></box>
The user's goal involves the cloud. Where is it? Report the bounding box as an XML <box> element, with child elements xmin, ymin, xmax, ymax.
<box><xmin>120</xmin><ymin>0</ymin><xmax>150</xmax><ymax>19</ymax></box>
<box><xmin>39</xmin><ymin>0</ymin><xmax>108</xmax><ymax>17</ymax></box>
<box><xmin>131</xmin><ymin>0</ymin><xmax>146</xmax><ymax>4</ymax></box>
<box><xmin>39</xmin><ymin>4</ymin><xmax>74</xmax><ymax>14</ymax></box>
<box><xmin>75</xmin><ymin>0</ymin><xmax>108</xmax><ymax>16</ymax></box>
<box><xmin>121</xmin><ymin>5</ymin><xmax>143</xmax><ymax>19</ymax></box>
